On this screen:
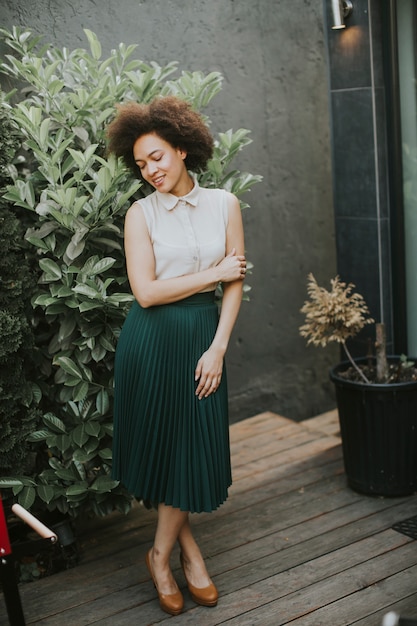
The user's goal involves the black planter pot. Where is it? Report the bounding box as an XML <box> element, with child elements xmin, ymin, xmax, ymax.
<box><xmin>330</xmin><ymin>357</ymin><xmax>417</xmax><ymax>496</ymax></box>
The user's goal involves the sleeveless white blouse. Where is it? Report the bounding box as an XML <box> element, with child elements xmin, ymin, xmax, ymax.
<box><xmin>136</xmin><ymin>180</ymin><xmax>228</xmax><ymax>291</ymax></box>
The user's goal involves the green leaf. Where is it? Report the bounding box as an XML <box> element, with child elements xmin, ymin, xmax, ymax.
<box><xmin>37</xmin><ymin>485</ymin><xmax>56</xmax><ymax>504</ymax></box>
<box><xmin>72</xmin><ymin>424</ymin><xmax>89</xmax><ymax>447</ymax></box>
<box><xmin>18</xmin><ymin>486</ymin><xmax>36</xmax><ymax>510</ymax></box>
<box><xmin>72</xmin><ymin>126</ymin><xmax>89</xmax><ymax>143</ymax></box>
<box><xmin>60</xmin><ymin>376</ymin><xmax>83</xmax><ymax>388</ymax></box>
<box><xmin>85</xmin><ymin>438</ymin><xmax>99</xmax><ymax>454</ymax></box>
<box><xmin>98</xmin><ymin>448</ymin><xmax>112</xmax><ymax>460</ymax></box>
<box><xmin>102</xmin><ymin>423</ymin><xmax>114</xmax><ymax>436</ymax></box>
<box><xmin>39</xmin><ymin>258</ymin><xmax>62</xmax><ymax>280</ymax></box>
<box><xmin>55</xmin><ymin>468</ymin><xmax>77</xmax><ymax>481</ymax></box>
<box><xmin>42</xmin><ymin>412</ymin><xmax>67</xmax><ymax>434</ymax></box>
<box><xmin>89</xmin><ymin>475</ymin><xmax>119</xmax><ymax>492</ymax></box>
<box><xmin>99</xmin><ymin>335</ymin><xmax>115</xmax><ymax>352</ymax></box>
<box><xmin>96</xmin><ymin>389</ymin><xmax>110</xmax><ymax>415</ymax></box>
<box><xmin>0</xmin><ymin>478</ymin><xmax>25</xmax><ymax>488</ymax></box>
<box><xmin>54</xmin><ymin>434</ymin><xmax>72</xmax><ymax>453</ymax></box>
<box><xmin>74</xmin><ymin>461</ymin><xmax>86</xmax><ymax>481</ymax></box>
<box><xmin>26</xmin><ymin>235</ymin><xmax>50</xmax><ymax>250</ymax></box>
<box><xmin>84</xmin><ymin>29</ymin><xmax>102</xmax><ymax>60</ymax></box>
<box><xmin>106</xmin><ymin>293</ymin><xmax>135</xmax><ymax>304</ymax></box>
<box><xmin>72</xmin><ymin>449</ymin><xmax>96</xmax><ymax>463</ymax></box>
<box><xmin>30</xmin><ymin>383</ymin><xmax>42</xmax><ymax>404</ymax></box>
<box><xmin>49</xmin><ymin>302</ymin><xmax>75</xmax><ymax>314</ymax></box>
<box><xmin>33</xmin><ymin>294</ymin><xmax>59</xmax><ymax>307</ymax></box>
<box><xmin>48</xmin><ymin>457</ymin><xmax>63</xmax><ymax>471</ymax></box>
<box><xmin>89</xmin><ymin>257</ymin><xmax>116</xmax><ymax>276</ymax></box>
<box><xmin>54</xmin><ymin>357</ymin><xmax>83</xmax><ymax>380</ymax></box>
<box><xmin>79</xmin><ymin>301</ymin><xmax>102</xmax><ymax>312</ymax></box>
<box><xmin>97</xmin><ymin>166</ymin><xmax>111</xmax><ymax>192</ymax></box>
<box><xmin>27</xmin><ymin>429</ymin><xmax>49</xmax><ymax>442</ymax></box>
<box><xmin>66</xmin><ymin>483</ymin><xmax>88</xmax><ymax>496</ymax></box>
<box><xmin>39</xmin><ymin>117</ymin><xmax>51</xmax><ymax>149</ymax></box>
<box><xmin>73</xmin><ymin>283</ymin><xmax>101</xmax><ymax>299</ymax></box>
<box><xmin>57</xmin><ymin>315</ymin><xmax>77</xmax><ymax>341</ymax></box>
<box><xmin>91</xmin><ymin>344</ymin><xmax>106</xmax><ymax>362</ymax></box>
<box><xmin>39</xmin><ymin>469</ymin><xmax>57</xmax><ymax>482</ymax></box>
<box><xmin>85</xmin><ymin>420</ymin><xmax>101</xmax><ymax>437</ymax></box>
<box><xmin>48</xmin><ymin>79</ymin><xmax>65</xmax><ymax>96</ymax></box>
<box><xmin>73</xmin><ymin>381</ymin><xmax>89</xmax><ymax>402</ymax></box>
<box><xmin>65</xmin><ymin>239</ymin><xmax>86</xmax><ymax>262</ymax></box>
<box><xmin>66</xmin><ymin>148</ymin><xmax>87</xmax><ymax>169</ymax></box>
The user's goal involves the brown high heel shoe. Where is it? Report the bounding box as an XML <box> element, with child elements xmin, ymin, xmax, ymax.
<box><xmin>180</xmin><ymin>552</ymin><xmax>219</xmax><ymax>607</ymax></box>
<box><xmin>145</xmin><ymin>549</ymin><xmax>184</xmax><ymax>616</ymax></box>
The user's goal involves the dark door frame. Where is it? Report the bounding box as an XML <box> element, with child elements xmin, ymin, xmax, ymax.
<box><xmin>381</xmin><ymin>0</ymin><xmax>408</xmax><ymax>352</ymax></box>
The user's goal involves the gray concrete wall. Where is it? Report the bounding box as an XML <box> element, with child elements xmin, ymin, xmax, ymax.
<box><xmin>1</xmin><ymin>0</ymin><xmax>338</xmax><ymax>421</ymax></box>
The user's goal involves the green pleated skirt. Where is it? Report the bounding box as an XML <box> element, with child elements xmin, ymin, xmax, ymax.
<box><xmin>112</xmin><ymin>291</ymin><xmax>232</xmax><ymax>513</ymax></box>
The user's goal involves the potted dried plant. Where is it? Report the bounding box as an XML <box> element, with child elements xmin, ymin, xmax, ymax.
<box><xmin>300</xmin><ymin>274</ymin><xmax>417</xmax><ymax>497</ymax></box>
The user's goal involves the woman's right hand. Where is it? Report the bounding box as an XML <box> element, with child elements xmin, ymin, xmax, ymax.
<box><xmin>216</xmin><ymin>248</ymin><xmax>246</xmax><ymax>282</ymax></box>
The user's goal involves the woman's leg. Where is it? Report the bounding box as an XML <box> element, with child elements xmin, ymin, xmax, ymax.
<box><xmin>178</xmin><ymin>518</ymin><xmax>213</xmax><ymax>588</ymax></box>
<box><xmin>149</xmin><ymin>503</ymin><xmax>188</xmax><ymax>595</ymax></box>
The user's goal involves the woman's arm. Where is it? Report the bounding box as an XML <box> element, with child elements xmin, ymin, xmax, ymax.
<box><xmin>124</xmin><ymin>201</ymin><xmax>245</xmax><ymax>308</ymax></box>
<box><xmin>195</xmin><ymin>192</ymin><xmax>245</xmax><ymax>399</ymax></box>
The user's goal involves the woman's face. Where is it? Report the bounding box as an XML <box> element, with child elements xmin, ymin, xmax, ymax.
<box><xmin>133</xmin><ymin>133</ymin><xmax>191</xmax><ymax>197</ymax></box>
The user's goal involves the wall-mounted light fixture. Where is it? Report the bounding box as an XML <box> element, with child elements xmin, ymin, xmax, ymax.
<box><xmin>331</xmin><ymin>0</ymin><xmax>353</xmax><ymax>29</ymax></box>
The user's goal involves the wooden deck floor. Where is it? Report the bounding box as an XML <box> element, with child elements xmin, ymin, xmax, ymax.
<box><xmin>1</xmin><ymin>410</ymin><xmax>417</xmax><ymax>625</ymax></box>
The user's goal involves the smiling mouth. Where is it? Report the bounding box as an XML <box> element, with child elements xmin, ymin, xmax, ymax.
<box><xmin>153</xmin><ymin>175</ymin><xmax>165</xmax><ymax>186</ymax></box>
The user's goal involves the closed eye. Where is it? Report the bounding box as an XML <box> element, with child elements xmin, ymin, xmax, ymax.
<box><xmin>137</xmin><ymin>155</ymin><xmax>162</xmax><ymax>170</ymax></box>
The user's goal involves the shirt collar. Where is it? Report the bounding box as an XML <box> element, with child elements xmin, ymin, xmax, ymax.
<box><xmin>156</xmin><ymin>177</ymin><xmax>200</xmax><ymax>211</ymax></box>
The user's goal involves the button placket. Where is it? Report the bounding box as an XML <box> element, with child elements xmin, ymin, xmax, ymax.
<box><xmin>178</xmin><ymin>201</ymin><xmax>199</xmax><ymax>269</ymax></box>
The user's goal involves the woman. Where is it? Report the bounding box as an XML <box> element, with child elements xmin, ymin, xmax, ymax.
<box><xmin>106</xmin><ymin>96</ymin><xmax>246</xmax><ymax>616</ymax></box>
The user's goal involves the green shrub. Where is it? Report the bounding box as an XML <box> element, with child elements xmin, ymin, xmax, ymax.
<box><xmin>0</xmin><ymin>27</ymin><xmax>261</xmax><ymax>518</ymax></box>
<box><xmin>0</xmin><ymin>94</ymin><xmax>40</xmax><ymax>476</ymax></box>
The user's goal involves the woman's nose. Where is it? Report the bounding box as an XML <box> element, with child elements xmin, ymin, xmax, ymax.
<box><xmin>148</xmin><ymin>161</ymin><xmax>159</xmax><ymax>175</ymax></box>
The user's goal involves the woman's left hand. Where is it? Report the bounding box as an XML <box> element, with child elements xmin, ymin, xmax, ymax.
<box><xmin>195</xmin><ymin>347</ymin><xmax>224</xmax><ymax>400</ymax></box>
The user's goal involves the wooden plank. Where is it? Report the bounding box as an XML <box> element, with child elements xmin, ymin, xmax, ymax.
<box><xmin>230</xmin><ymin>421</ymin><xmax>321</xmax><ymax>468</ymax></box>
<box><xmin>229</xmin><ymin>412</ymin><xmax>291</xmax><ymax>443</ymax></box>
<box><xmin>300</xmin><ymin>409</ymin><xmax>340</xmax><ymax>436</ymax></box>
<box><xmin>28</xmin><ymin>585</ymin><xmax>162</xmax><ymax>626</ymax></box>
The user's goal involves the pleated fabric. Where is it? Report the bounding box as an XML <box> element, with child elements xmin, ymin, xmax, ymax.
<box><xmin>112</xmin><ymin>291</ymin><xmax>232</xmax><ymax>513</ymax></box>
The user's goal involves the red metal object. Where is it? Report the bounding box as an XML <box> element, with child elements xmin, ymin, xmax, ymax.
<box><xmin>0</xmin><ymin>497</ymin><xmax>12</xmax><ymax>556</ymax></box>
<box><xmin>0</xmin><ymin>495</ymin><xmax>26</xmax><ymax>625</ymax></box>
